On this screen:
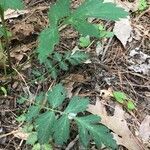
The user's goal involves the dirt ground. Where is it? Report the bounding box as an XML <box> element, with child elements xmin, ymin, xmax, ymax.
<box><xmin>0</xmin><ymin>0</ymin><xmax>149</xmax><ymax>149</ymax></box>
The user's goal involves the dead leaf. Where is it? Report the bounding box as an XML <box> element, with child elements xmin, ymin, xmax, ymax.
<box><xmin>128</xmin><ymin>49</ymin><xmax>150</xmax><ymax>75</ymax></box>
<box><xmin>13</xmin><ymin>129</ymin><xmax>29</xmax><ymax>140</ymax></box>
<box><xmin>113</xmin><ymin>18</ymin><xmax>132</xmax><ymax>47</ymax></box>
<box><xmin>139</xmin><ymin>115</ymin><xmax>150</xmax><ymax>143</ymax></box>
<box><xmin>87</xmin><ymin>99</ymin><xmax>144</xmax><ymax>150</ymax></box>
<box><xmin>0</xmin><ymin>9</ymin><xmax>28</xmax><ymax>22</ymax></box>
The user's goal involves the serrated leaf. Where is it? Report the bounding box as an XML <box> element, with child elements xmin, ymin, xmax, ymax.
<box><xmin>67</xmin><ymin>51</ymin><xmax>89</xmax><ymax>65</ymax></box>
<box><xmin>37</xmin><ymin>27</ymin><xmax>59</xmax><ymax>63</ymax></box>
<box><xmin>68</xmin><ymin>18</ymin><xmax>100</xmax><ymax>38</ymax></box>
<box><xmin>26</xmin><ymin>132</ymin><xmax>37</xmax><ymax>145</ymax></box>
<box><xmin>47</xmin><ymin>84</ymin><xmax>66</xmax><ymax>108</ymax></box>
<box><xmin>36</xmin><ymin>111</ymin><xmax>55</xmax><ymax>144</ymax></box>
<box><xmin>53</xmin><ymin>115</ymin><xmax>70</xmax><ymax>145</ymax></box>
<box><xmin>71</xmin><ymin>0</ymin><xmax>128</xmax><ymax>21</ymax></box>
<box><xmin>48</xmin><ymin>0</ymin><xmax>71</xmax><ymax>26</ymax></box>
<box><xmin>65</xmin><ymin>96</ymin><xmax>89</xmax><ymax>114</ymax></box>
<box><xmin>59</xmin><ymin>61</ymin><xmax>68</xmax><ymax>71</ymax></box>
<box><xmin>113</xmin><ymin>91</ymin><xmax>127</xmax><ymax>104</ymax></box>
<box><xmin>26</xmin><ymin>105</ymin><xmax>40</xmax><ymax>122</ymax></box>
<box><xmin>76</xmin><ymin>115</ymin><xmax>101</xmax><ymax>147</ymax></box>
<box><xmin>44</xmin><ymin>59</ymin><xmax>58</xmax><ymax>79</ymax></box>
<box><xmin>77</xmin><ymin>122</ymin><xmax>90</xmax><ymax>147</ymax></box>
<box><xmin>75</xmin><ymin>116</ymin><xmax>117</xmax><ymax>149</ymax></box>
<box><xmin>53</xmin><ymin>52</ymin><xmax>62</xmax><ymax>62</ymax></box>
<box><xmin>0</xmin><ymin>0</ymin><xmax>24</xmax><ymax>10</ymax></box>
<box><xmin>79</xmin><ymin>36</ymin><xmax>91</xmax><ymax>48</ymax></box>
<box><xmin>90</xmin><ymin>125</ymin><xmax>117</xmax><ymax>149</ymax></box>
<box><xmin>32</xmin><ymin>143</ymin><xmax>41</xmax><ymax>150</ymax></box>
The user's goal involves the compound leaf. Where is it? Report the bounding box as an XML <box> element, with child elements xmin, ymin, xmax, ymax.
<box><xmin>25</xmin><ymin>105</ymin><xmax>40</xmax><ymax>122</ymax></box>
<box><xmin>65</xmin><ymin>96</ymin><xmax>89</xmax><ymax>114</ymax></box>
<box><xmin>37</xmin><ymin>27</ymin><xmax>59</xmax><ymax>63</ymax></box>
<box><xmin>75</xmin><ymin>116</ymin><xmax>117</xmax><ymax>149</ymax></box>
<box><xmin>0</xmin><ymin>0</ymin><xmax>24</xmax><ymax>10</ymax></box>
<box><xmin>53</xmin><ymin>115</ymin><xmax>70</xmax><ymax>145</ymax></box>
<box><xmin>48</xmin><ymin>0</ymin><xmax>71</xmax><ymax>26</ymax></box>
<box><xmin>66</xmin><ymin>51</ymin><xmax>89</xmax><ymax>65</ymax></box>
<box><xmin>47</xmin><ymin>84</ymin><xmax>66</xmax><ymax>108</ymax></box>
<box><xmin>36</xmin><ymin>111</ymin><xmax>55</xmax><ymax>144</ymax></box>
<box><xmin>72</xmin><ymin>0</ymin><xmax>128</xmax><ymax>21</ymax></box>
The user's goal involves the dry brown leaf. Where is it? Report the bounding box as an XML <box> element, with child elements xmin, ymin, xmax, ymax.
<box><xmin>2</xmin><ymin>9</ymin><xmax>28</xmax><ymax>21</ymax></box>
<box><xmin>87</xmin><ymin>99</ymin><xmax>144</xmax><ymax>150</ymax></box>
<box><xmin>128</xmin><ymin>49</ymin><xmax>150</xmax><ymax>75</ymax></box>
<box><xmin>13</xmin><ymin>129</ymin><xmax>29</xmax><ymax>140</ymax></box>
<box><xmin>139</xmin><ymin>115</ymin><xmax>150</xmax><ymax>144</ymax></box>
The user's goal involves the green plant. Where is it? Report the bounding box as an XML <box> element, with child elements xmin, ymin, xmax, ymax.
<box><xmin>79</xmin><ymin>36</ymin><xmax>91</xmax><ymax>48</ymax></box>
<box><xmin>0</xmin><ymin>0</ymin><xmax>24</xmax><ymax>70</ymax></box>
<box><xmin>18</xmin><ymin>84</ymin><xmax>118</xmax><ymax>149</ymax></box>
<box><xmin>138</xmin><ymin>0</ymin><xmax>148</xmax><ymax>11</ymax></box>
<box><xmin>44</xmin><ymin>50</ymin><xmax>89</xmax><ymax>79</ymax></box>
<box><xmin>112</xmin><ymin>91</ymin><xmax>136</xmax><ymax>110</ymax></box>
<box><xmin>37</xmin><ymin>0</ymin><xmax>128</xmax><ymax>77</ymax></box>
<box><xmin>17</xmin><ymin>0</ymin><xmax>129</xmax><ymax>149</ymax></box>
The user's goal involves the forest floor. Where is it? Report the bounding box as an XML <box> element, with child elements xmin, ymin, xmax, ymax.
<box><xmin>0</xmin><ymin>0</ymin><xmax>149</xmax><ymax>150</ymax></box>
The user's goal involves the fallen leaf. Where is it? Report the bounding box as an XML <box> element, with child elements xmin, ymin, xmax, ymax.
<box><xmin>128</xmin><ymin>49</ymin><xmax>150</xmax><ymax>75</ymax></box>
<box><xmin>113</xmin><ymin>18</ymin><xmax>132</xmax><ymax>47</ymax></box>
<box><xmin>0</xmin><ymin>9</ymin><xmax>28</xmax><ymax>22</ymax></box>
<box><xmin>87</xmin><ymin>99</ymin><xmax>144</xmax><ymax>150</ymax></box>
<box><xmin>13</xmin><ymin>129</ymin><xmax>29</xmax><ymax>140</ymax></box>
<box><xmin>139</xmin><ymin>115</ymin><xmax>150</xmax><ymax>143</ymax></box>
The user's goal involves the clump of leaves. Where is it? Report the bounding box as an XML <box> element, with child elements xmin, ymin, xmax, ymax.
<box><xmin>18</xmin><ymin>84</ymin><xmax>118</xmax><ymax>149</ymax></box>
<box><xmin>112</xmin><ymin>91</ymin><xmax>136</xmax><ymax>110</ymax></box>
<box><xmin>0</xmin><ymin>0</ymin><xmax>24</xmax><ymax>70</ymax></box>
<box><xmin>44</xmin><ymin>50</ymin><xmax>89</xmax><ymax>79</ymax></box>
<box><xmin>37</xmin><ymin>0</ymin><xmax>128</xmax><ymax>64</ymax></box>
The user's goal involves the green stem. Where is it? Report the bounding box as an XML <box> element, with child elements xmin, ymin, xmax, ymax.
<box><xmin>0</xmin><ymin>7</ymin><xmax>12</xmax><ymax>71</ymax></box>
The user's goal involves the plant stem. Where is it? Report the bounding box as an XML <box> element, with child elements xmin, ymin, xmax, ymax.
<box><xmin>0</xmin><ymin>7</ymin><xmax>12</xmax><ymax>71</ymax></box>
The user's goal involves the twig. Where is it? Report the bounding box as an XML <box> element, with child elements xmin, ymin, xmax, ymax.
<box><xmin>65</xmin><ymin>135</ymin><xmax>79</xmax><ymax>150</ymax></box>
<box><xmin>101</xmin><ymin>36</ymin><xmax>113</xmax><ymax>62</ymax></box>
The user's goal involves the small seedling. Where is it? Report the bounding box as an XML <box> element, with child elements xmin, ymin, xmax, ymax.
<box><xmin>138</xmin><ymin>0</ymin><xmax>148</xmax><ymax>11</ymax></box>
<box><xmin>112</xmin><ymin>91</ymin><xmax>136</xmax><ymax>110</ymax></box>
<box><xmin>79</xmin><ymin>36</ymin><xmax>91</xmax><ymax>48</ymax></box>
<box><xmin>98</xmin><ymin>24</ymin><xmax>114</xmax><ymax>38</ymax></box>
